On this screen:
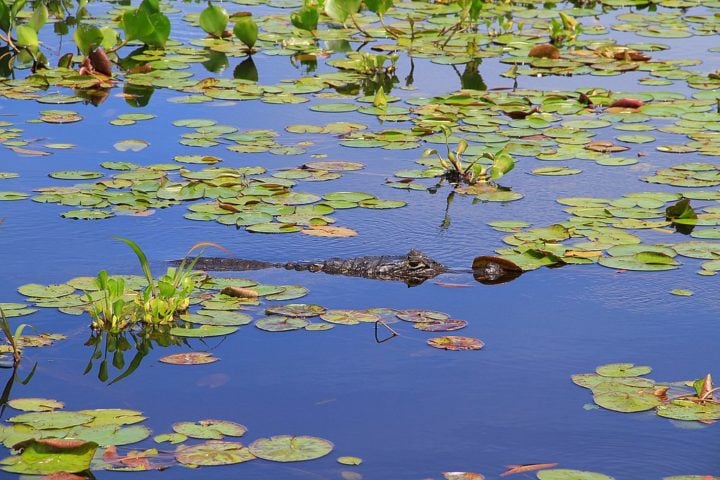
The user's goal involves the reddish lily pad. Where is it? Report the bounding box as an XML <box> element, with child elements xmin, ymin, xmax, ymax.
<box><xmin>427</xmin><ymin>336</ymin><xmax>485</xmax><ymax>351</ymax></box>
<box><xmin>414</xmin><ymin>319</ymin><xmax>468</xmax><ymax>332</ymax></box>
<box><xmin>396</xmin><ymin>310</ymin><xmax>449</xmax><ymax>323</ymax></box>
<box><xmin>159</xmin><ymin>352</ymin><xmax>219</xmax><ymax>365</ymax></box>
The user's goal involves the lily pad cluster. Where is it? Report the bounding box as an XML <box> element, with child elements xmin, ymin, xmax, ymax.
<box><xmin>490</xmin><ymin>192</ymin><xmax>720</xmax><ymax>274</ymax></box>
<box><xmin>573</xmin><ymin>364</ymin><xmax>720</xmax><ymax>422</ymax></box>
<box><xmin>0</xmin><ymin>398</ymin><xmax>334</xmax><ymax>474</ymax></box>
<box><xmin>25</xmin><ymin>159</ymin><xmax>406</xmax><ymax>231</ymax></box>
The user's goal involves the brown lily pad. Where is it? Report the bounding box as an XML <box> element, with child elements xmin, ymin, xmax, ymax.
<box><xmin>427</xmin><ymin>336</ymin><xmax>484</xmax><ymax>351</ymax></box>
<box><xmin>159</xmin><ymin>352</ymin><xmax>219</xmax><ymax>365</ymax></box>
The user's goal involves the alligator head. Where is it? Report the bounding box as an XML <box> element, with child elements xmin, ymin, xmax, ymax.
<box><xmin>382</xmin><ymin>249</ymin><xmax>447</xmax><ymax>286</ymax></box>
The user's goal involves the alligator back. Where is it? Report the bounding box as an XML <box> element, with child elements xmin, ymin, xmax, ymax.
<box><xmin>176</xmin><ymin>249</ymin><xmax>446</xmax><ymax>286</ymax></box>
<box><xmin>283</xmin><ymin>250</ymin><xmax>446</xmax><ymax>285</ymax></box>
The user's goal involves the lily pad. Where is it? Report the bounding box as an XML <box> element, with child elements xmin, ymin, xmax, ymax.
<box><xmin>656</xmin><ymin>400</ymin><xmax>720</xmax><ymax>422</ymax></box>
<box><xmin>427</xmin><ymin>336</ymin><xmax>484</xmax><ymax>351</ymax></box>
<box><xmin>159</xmin><ymin>352</ymin><xmax>220</xmax><ymax>365</ymax></box>
<box><xmin>596</xmin><ymin>363</ymin><xmax>652</xmax><ymax>377</ymax></box>
<box><xmin>265</xmin><ymin>303</ymin><xmax>325</xmax><ymax>317</ymax></box>
<box><xmin>169</xmin><ymin>325</ymin><xmax>238</xmax><ymax>338</ymax></box>
<box><xmin>7</xmin><ymin>398</ymin><xmax>64</xmax><ymax>412</ymax></box>
<box><xmin>0</xmin><ymin>438</ymin><xmax>98</xmax><ymax>474</ymax></box>
<box><xmin>255</xmin><ymin>316</ymin><xmax>309</xmax><ymax>332</ymax></box>
<box><xmin>414</xmin><ymin>318</ymin><xmax>468</xmax><ymax>332</ymax></box>
<box><xmin>172</xmin><ymin>419</ymin><xmax>247</xmax><ymax>439</ymax></box>
<box><xmin>320</xmin><ymin>310</ymin><xmax>380</xmax><ymax>325</ymax></box>
<box><xmin>176</xmin><ymin>441</ymin><xmax>255</xmax><ymax>466</ymax></box>
<box><xmin>396</xmin><ymin>310</ymin><xmax>449</xmax><ymax>323</ymax></box>
<box><xmin>593</xmin><ymin>391</ymin><xmax>662</xmax><ymax>412</ymax></box>
<box><xmin>17</xmin><ymin>283</ymin><xmax>75</xmax><ymax>298</ymax></box>
<box><xmin>248</xmin><ymin>435</ymin><xmax>333</xmax><ymax>462</ymax></box>
<box><xmin>537</xmin><ymin>469</ymin><xmax>614</xmax><ymax>480</ymax></box>
<box><xmin>8</xmin><ymin>411</ymin><xmax>93</xmax><ymax>429</ymax></box>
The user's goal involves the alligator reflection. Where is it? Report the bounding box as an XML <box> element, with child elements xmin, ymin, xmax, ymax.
<box><xmin>84</xmin><ymin>327</ymin><xmax>185</xmax><ymax>384</ymax></box>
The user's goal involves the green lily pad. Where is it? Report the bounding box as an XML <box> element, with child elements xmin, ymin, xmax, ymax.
<box><xmin>265</xmin><ymin>303</ymin><xmax>325</xmax><ymax>317</ymax></box>
<box><xmin>359</xmin><ymin>199</ymin><xmax>407</xmax><ymax>209</ymax></box>
<box><xmin>154</xmin><ymin>433</ymin><xmax>188</xmax><ymax>444</ymax></box>
<box><xmin>169</xmin><ymin>325</ymin><xmax>238</xmax><ymax>338</ymax></box>
<box><xmin>310</xmin><ymin>103</ymin><xmax>358</xmax><ymax>113</ymax></box>
<box><xmin>246</xmin><ymin>223</ymin><xmax>302</xmax><ymax>234</ymax></box>
<box><xmin>172</xmin><ymin>420</ymin><xmax>247</xmax><ymax>439</ymax></box>
<box><xmin>181</xmin><ymin>310</ymin><xmax>252</xmax><ymax>326</ymax></box>
<box><xmin>248</xmin><ymin>435</ymin><xmax>333</xmax><ymax>462</ymax></box>
<box><xmin>670</xmin><ymin>289</ymin><xmax>693</xmax><ymax>296</ymax></box>
<box><xmin>593</xmin><ymin>391</ymin><xmax>661</xmax><ymax>413</ymax></box>
<box><xmin>0</xmin><ymin>192</ymin><xmax>29</xmax><ymax>200</ymax></box>
<box><xmin>255</xmin><ymin>316</ymin><xmax>309</xmax><ymax>332</ymax></box>
<box><xmin>323</xmin><ymin>191</ymin><xmax>375</xmax><ymax>202</ymax></box>
<box><xmin>7</xmin><ymin>398</ymin><xmax>64</xmax><ymax>412</ymax></box>
<box><xmin>598</xmin><ymin>253</ymin><xmax>680</xmax><ymax>271</ymax></box>
<box><xmin>320</xmin><ymin>310</ymin><xmax>380</xmax><ymax>325</ymax></box>
<box><xmin>596</xmin><ymin>363</ymin><xmax>652</xmax><ymax>377</ymax></box>
<box><xmin>0</xmin><ymin>438</ymin><xmax>98</xmax><ymax>474</ymax></box>
<box><xmin>62</xmin><ymin>209</ymin><xmax>114</xmax><ymax>220</ymax></box>
<box><xmin>49</xmin><ymin>170</ymin><xmax>104</xmax><ymax>180</ymax></box>
<box><xmin>8</xmin><ymin>411</ymin><xmax>93</xmax><ymax>429</ymax></box>
<box><xmin>656</xmin><ymin>400</ymin><xmax>720</xmax><ymax>422</ymax></box>
<box><xmin>68</xmin><ymin>424</ymin><xmax>151</xmax><ymax>447</ymax></box>
<box><xmin>338</xmin><ymin>456</ymin><xmax>362</xmax><ymax>465</ymax></box>
<box><xmin>265</xmin><ymin>285</ymin><xmax>309</xmax><ymax>301</ymax></box>
<box><xmin>17</xmin><ymin>283</ymin><xmax>75</xmax><ymax>298</ymax></box>
<box><xmin>532</xmin><ymin>166</ymin><xmax>582</xmax><ymax>176</ymax></box>
<box><xmin>305</xmin><ymin>323</ymin><xmax>334</xmax><ymax>331</ymax></box>
<box><xmin>537</xmin><ymin>469</ymin><xmax>614</xmax><ymax>480</ymax></box>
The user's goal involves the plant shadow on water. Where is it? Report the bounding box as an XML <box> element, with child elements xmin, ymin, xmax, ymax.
<box><xmin>0</xmin><ymin>0</ymin><xmax>719</xmax><ymax>477</ymax></box>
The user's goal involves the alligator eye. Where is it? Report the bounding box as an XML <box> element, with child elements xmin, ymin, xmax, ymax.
<box><xmin>408</xmin><ymin>260</ymin><xmax>422</xmax><ymax>269</ymax></box>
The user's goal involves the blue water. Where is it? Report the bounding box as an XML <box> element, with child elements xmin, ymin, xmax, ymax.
<box><xmin>0</xmin><ymin>1</ymin><xmax>719</xmax><ymax>478</ymax></box>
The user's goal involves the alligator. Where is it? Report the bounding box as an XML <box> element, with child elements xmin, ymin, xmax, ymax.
<box><xmin>173</xmin><ymin>250</ymin><xmax>523</xmax><ymax>286</ymax></box>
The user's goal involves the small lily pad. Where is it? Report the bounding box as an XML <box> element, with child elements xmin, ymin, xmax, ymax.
<box><xmin>255</xmin><ymin>316</ymin><xmax>309</xmax><ymax>332</ymax></box>
<box><xmin>427</xmin><ymin>336</ymin><xmax>484</xmax><ymax>351</ymax></box>
<box><xmin>396</xmin><ymin>310</ymin><xmax>449</xmax><ymax>323</ymax></box>
<box><xmin>338</xmin><ymin>456</ymin><xmax>362</xmax><ymax>465</ymax></box>
<box><xmin>596</xmin><ymin>363</ymin><xmax>652</xmax><ymax>377</ymax></box>
<box><xmin>159</xmin><ymin>352</ymin><xmax>219</xmax><ymax>365</ymax></box>
<box><xmin>7</xmin><ymin>398</ymin><xmax>64</xmax><ymax>412</ymax></box>
<box><xmin>169</xmin><ymin>325</ymin><xmax>238</xmax><ymax>338</ymax></box>
<box><xmin>18</xmin><ymin>283</ymin><xmax>75</xmax><ymax>298</ymax></box>
<box><xmin>320</xmin><ymin>310</ymin><xmax>380</xmax><ymax>325</ymax></box>
<box><xmin>414</xmin><ymin>319</ymin><xmax>468</xmax><ymax>332</ymax></box>
<box><xmin>265</xmin><ymin>303</ymin><xmax>325</xmax><ymax>317</ymax></box>
<box><xmin>172</xmin><ymin>419</ymin><xmax>247</xmax><ymax>439</ymax></box>
<box><xmin>537</xmin><ymin>469</ymin><xmax>614</xmax><ymax>480</ymax></box>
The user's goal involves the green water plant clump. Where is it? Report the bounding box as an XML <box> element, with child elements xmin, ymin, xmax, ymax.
<box><xmin>84</xmin><ymin>238</ymin><xmax>214</xmax><ymax>332</ymax></box>
<box><xmin>423</xmin><ymin>125</ymin><xmax>515</xmax><ymax>187</ymax></box>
